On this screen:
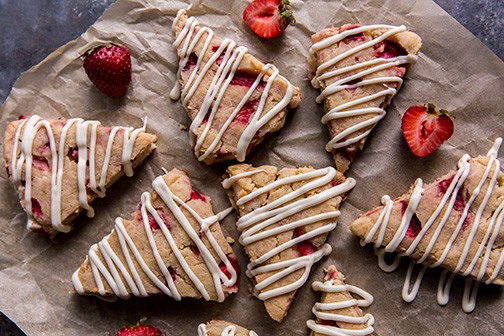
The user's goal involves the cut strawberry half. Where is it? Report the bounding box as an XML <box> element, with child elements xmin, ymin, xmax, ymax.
<box><xmin>401</xmin><ymin>104</ymin><xmax>454</xmax><ymax>157</ymax></box>
<box><xmin>242</xmin><ymin>0</ymin><xmax>295</xmax><ymax>39</ymax></box>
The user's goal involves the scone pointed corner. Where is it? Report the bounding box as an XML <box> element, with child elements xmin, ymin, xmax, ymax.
<box><xmin>73</xmin><ymin>168</ymin><xmax>239</xmax><ymax>302</ymax></box>
<box><xmin>223</xmin><ymin>164</ymin><xmax>355</xmax><ymax>322</ymax></box>
<box><xmin>3</xmin><ymin>115</ymin><xmax>157</xmax><ymax>238</ymax></box>
<box><xmin>309</xmin><ymin>24</ymin><xmax>421</xmax><ymax>174</ymax></box>
<box><xmin>170</xmin><ymin>11</ymin><xmax>300</xmax><ymax>165</ymax></box>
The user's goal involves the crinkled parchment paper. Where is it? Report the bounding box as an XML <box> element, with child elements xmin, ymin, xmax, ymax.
<box><xmin>0</xmin><ymin>0</ymin><xmax>503</xmax><ymax>335</ymax></box>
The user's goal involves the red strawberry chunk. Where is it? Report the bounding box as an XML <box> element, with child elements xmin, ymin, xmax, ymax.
<box><xmin>399</xmin><ymin>200</ymin><xmax>408</xmax><ymax>216</ymax></box>
<box><xmin>219</xmin><ymin>255</ymin><xmax>240</xmax><ymax>279</ymax></box>
<box><xmin>399</xmin><ymin>200</ymin><xmax>422</xmax><ymax>239</ymax></box>
<box><xmin>189</xmin><ymin>188</ymin><xmax>207</xmax><ymax>202</ymax></box>
<box><xmin>293</xmin><ymin>228</ymin><xmax>317</xmax><ymax>256</ymax></box>
<box><xmin>230</xmin><ymin>71</ymin><xmax>259</xmax><ymax>87</ymax></box>
<box><xmin>183</xmin><ymin>52</ymin><xmax>198</xmax><ymax>72</ymax></box>
<box><xmin>374</xmin><ymin>41</ymin><xmax>401</xmax><ymax>59</ymax></box>
<box><xmin>190</xmin><ymin>245</ymin><xmax>200</xmax><ymax>257</ymax></box>
<box><xmin>168</xmin><ymin>266</ymin><xmax>178</xmax><ymax>281</ymax></box>
<box><xmin>405</xmin><ymin>214</ymin><xmax>422</xmax><ymax>238</ymax></box>
<box><xmin>327</xmin><ymin>268</ymin><xmax>339</xmax><ymax>280</ymax></box>
<box><xmin>211</xmin><ymin>46</ymin><xmax>226</xmax><ymax>65</ymax></box>
<box><xmin>146</xmin><ymin>210</ymin><xmax>170</xmax><ymax>231</ymax></box>
<box><xmin>32</xmin><ymin>156</ymin><xmax>50</xmax><ymax>171</ymax></box>
<box><xmin>147</xmin><ymin>214</ymin><xmax>159</xmax><ymax>230</ymax></box>
<box><xmin>234</xmin><ymin>99</ymin><xmax>259</xmax><ymax>125</ymax></box>
<box><xmin>31</xmin><ymin>198</ymin><xmax>43</xmax><ymax>220</ymax></box>
<box><xmin>18</xmin><ymin>115</ymin><xmax>29</xmax><ymax>120</ymax></box>
<box><xmin>437</xmin><ymin>176</ymin><xmax>467</xmax><ymax>211</ymax></box>
<box><xmin>297</xmin><ymin>240</ymin><xmax>317</xmax><ymax>256</ymax></box>
<box><xmin>68</xmin><ymin>147</ymin><xmax>79</xmax><ymax>163</ymax></box>
<box><xmin>219</xmin><ymin>255</ymin><xmax>240</xmax><ymax>292</ymax></box>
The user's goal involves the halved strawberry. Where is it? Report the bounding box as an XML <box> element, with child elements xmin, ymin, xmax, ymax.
<box><xmin>401</xmin><ymin>104</ymin><xmax>454</xmax><ymax>157</ymax></box>
<box><xmin>242</xmin><ymin>0</ymin><xmax>295</xmax><ymax>39</ymax></box>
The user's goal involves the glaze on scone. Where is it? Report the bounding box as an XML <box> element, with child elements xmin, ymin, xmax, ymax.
<box><xmin>72</xmin><ymin>168</ymin><xmax>239</xmax><ymax>302</ymax></box>
<box><xmin>171</xmin><ymin>9</ymin><xmax>301</xmax><ymax>164</ymax></box>
<box><xmin>223</xmin><ymin>164</ymin><xmax>355</xmax><ymax>322</ymax></box>
<box><xmin>3</xmin><ymin>115</ymin><xmax>157</xmax><ymax>237</ymax></box>
<box><xmin>307</xmin><ymin>266</ymin><xmax>375</xmax><ymax>336</ymax></box>
<box><xmin>351</xmin><ymin>138</ymin><xmax>504</xmax><ymax>312</ymax></box>
<box><xmin>198</xmin><ymin>320</ymin><xmax>257</xmax><ymax>336</ymax></box>
<box><xmin>309</xmin><ymin>24</ymin><xmax>422</xmax><ymax>173</ymax></box>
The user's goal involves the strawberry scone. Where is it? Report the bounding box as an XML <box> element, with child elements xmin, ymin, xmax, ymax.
<box><xmin>351</xmin><ymin>138</ymin><xmax>504</xmax><ymax>313</ymax></box>
<box><xmin>198</xmin><ymin>320</ymin><xmax>258</xmax><ymax>336</ymax></box>
<box><xmin>3</xmin><ymin>115</ymin><xmax>157</xmax><ymax>237</ymax></box>
<box><xmin>307</xmin><ymin>266</ymin><xmax>375</xmax><ymax>336</ymax></box>
<box><xmin>223</xmin><ymin>164</ymin><xmax>355</xmax><ymax>322</ymax></box>
<box><xmin>72</xmin><ymin>168</ymin><xmax>238</xmax><ymax>301</ymax></box>
<box><xmin>309</xmin><ymin>24</ymin><xmax>422</xmax><ymax>173</ymax></box>
<box><xmin>171</xmin><ymin>9</ymin><xmax>301</xmax><ymax>164</ymax></box>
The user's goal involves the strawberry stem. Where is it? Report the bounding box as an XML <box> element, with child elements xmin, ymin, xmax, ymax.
<box><xmin>424</xmin><ymin>103</ymin><xmax>450</xmax><ymax>116</ymax></box>
<box><xmin>279</xmin><ymin>0</ymin><xmax>296</xmax><ymax>30</ymax></box>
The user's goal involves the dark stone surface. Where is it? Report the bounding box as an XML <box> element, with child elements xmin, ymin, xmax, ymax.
<box><xmin>0</xmin><ymin>0</ymin><xmax>501</xmax><ymax>334</ymax></box>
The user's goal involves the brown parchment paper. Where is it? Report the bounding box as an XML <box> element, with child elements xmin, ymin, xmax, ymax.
<box><xmin>0</xmin><ymin>0</ymin><xmax>503</xmax><ymax>335</ymax></box>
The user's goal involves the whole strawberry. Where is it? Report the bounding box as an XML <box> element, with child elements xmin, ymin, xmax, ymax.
<box><xmin>83</xmin><ymin>43</ymin><xmax>132</xmax><ymax>98</ymax></box>
<box><xmin>401</xmin><ymin>103</ymin><xmax>454</xmax><ymax>157</ymax></box>
<box><xmin>243</xmin><ymin>0</ymin><xmax>295</xmax><ymax>39</ymax></box>
<box><xmin>115</xmin><ymin>318</ymin><xmax>163</xmax><ymax>336</ymax></box>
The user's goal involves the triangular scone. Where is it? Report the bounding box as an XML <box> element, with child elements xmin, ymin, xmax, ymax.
<box><xmin>308</xmin><ymin>24</ymin><xmax>422</xmax><ymax>173</ymax></box>
<box><xmin>3</xmin><ymin>115</ymin><xmax>157</xmax><ymax>237</ymax></box>
<box><xmin>223</xmin><ymin>164</ymin><xmax>355</xmax><ymax>322</ymax></box>
<box><xmin>351</xmin><ymin>139</ymin><xmax>504</xmax><ymax>312</ymax></box>
<box><xmin>73</xmin><ymin>168</ymin><xmax>239</xmax><ymax>302</ymax></box>
<box><xmin>171</xmin><ymin>9</ymin><xmax>301</xmax><ymax>164</ymax></box>
<box><xmin>198</xmin><ymin>320</ymin><xmax>258</xmax><ymax>336</ymax></box>
<box><xmin>307</xmin><ymin>266</ymin><xmax>375</xmax><ymax>336</ymax></box>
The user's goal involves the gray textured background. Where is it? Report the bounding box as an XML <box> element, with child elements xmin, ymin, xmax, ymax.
<box><xmin>0</xmin><ymin>0</ymin><xmax>502</xmax><ymax>334</ymax></box>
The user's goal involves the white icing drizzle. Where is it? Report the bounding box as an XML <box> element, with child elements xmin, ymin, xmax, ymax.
<box><xmin>362</xmin><ymin>138</ymin><xmax>504</xmax><ymax>312</ymax></box>
<box><xmin>222</xmin><ymin>167</ymin><xmax>355</xmax><ymax>301</ymax></box>
<box><xmin>171</xmin><ymin>9</ymin><xmax>295</xmax><ymax>162</ymax></box>
<box><xmin>9</xmin><ymin>115</ymin><xmax>146</xmax><ymax>233</ymax></box>
<box><xmin>197</xmin><ymin>323</ymin><xmax>258</xmax><ymax>336</ymax></box>
<box><xmin>310</xmin><ymin>24</ymin><xmax>417</xmax><ymax>152</ymax></box>
<box><xmin>307</xmin><ymin>279</ymin><xmax>375</xmax><ymax>336</ymax></box>
<box><xmin>72</xmin><ymin>174</ymin><xmax>238</xmax><ymax>302</ymax></box>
